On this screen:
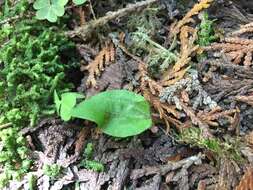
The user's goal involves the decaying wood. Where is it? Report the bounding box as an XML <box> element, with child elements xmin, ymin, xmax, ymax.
<box><xmin>131</xmin><ymin>154</ymin><xmax>203</xmax><ymax>180</ymax></box>
<box><xmin>216</xmin><ymin>159</ymin><xmax>241</xmax><ymax>190</ymax></box>
<box><xmin>60</xmin><ymin>127</ymin><xmax>90</xmax><ymax>167</ymax></box>
<box><xmin>67</xmin><ymin>0</ymin><xmax>159</xmax><ymax>40</ymax></box>
<box><xmin>202</xmin><ymin>58</ymin><xmax>253</xmax><ymax>79</ymax></box>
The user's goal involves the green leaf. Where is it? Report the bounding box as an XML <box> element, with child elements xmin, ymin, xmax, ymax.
<box><xmin>33</xmin><ymin>0</ymin><xmax>50</xmax><ymax>10</ymax></box>
<box><xmin>51</xmin><ymin>4</ymin><xmax>65</xmax><ymax>17</ymax></box>
<box><xmin>73</xmin><ymin>0</ymin><xmax>87</xmax><ymax>5</ymax></box>
<box><xmin>71</xmin><ymin>90</ymin><xmax>152</xmax><ymax>137</ymax></box>
<box><xmin>33</xmin><ymin>0</ymin><xmax>67</xmax><ymax>22</ymax></box>
<box><xmin>53</xmin><ymin>0</ymin><xmax>69</xmax><ymax>6</ymax></box>
<box><xmin>54</xmin><ymin>91</ymin><xmax>84</xmax><ymax>121</ymax></box>
<box><xmin>35</xmin><ymin>7</ymin><xmax>49</xmax><ymax>20</ymax></box>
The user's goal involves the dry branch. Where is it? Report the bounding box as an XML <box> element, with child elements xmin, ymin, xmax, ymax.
<box><xmin>232</xmin><ymin>22</ymin><xmax>253</xmax><ymax>36</ymax></box>
<box><xmin>67</xmin><ymin>0</ymin><xmax>158</xmax><ymax>40</ymax></box>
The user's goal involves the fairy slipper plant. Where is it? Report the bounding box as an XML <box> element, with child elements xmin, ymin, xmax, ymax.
<box><xmin>54</xmin><ymin>90</ymin><xmax>152</xmax><ymax>137</ymax></box>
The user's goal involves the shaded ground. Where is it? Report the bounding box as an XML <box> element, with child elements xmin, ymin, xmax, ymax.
<box><xmin>4</xmin><ymin>0</ymin><xmax>253</xmax><ymax>189</ymax></box>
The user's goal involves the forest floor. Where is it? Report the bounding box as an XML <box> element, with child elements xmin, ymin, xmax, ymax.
<box><xmin>2</xmin><ymin>0</ymin><xmax>253</xmax><ymax>189</ymax></box>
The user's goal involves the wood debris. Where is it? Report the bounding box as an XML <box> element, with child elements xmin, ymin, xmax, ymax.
<box><xmin>67</xmin><ymin>0</ymin><xmax>159</xmax><ymax>39</ymax></box>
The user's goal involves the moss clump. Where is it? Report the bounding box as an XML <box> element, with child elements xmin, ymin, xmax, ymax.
<box><xmin>0</xmin><ymin>3</ymin><xmax>76</xmax><ymax>187</ymax></box>
<box><xmin>0</xmin><ymin>20</ymin><xmax>74</xmax><ymax>128</ymax></box>
<box><xmin>197</xmin><ymin>12</ymin><xmax>217</xmax><ymax>47</ymax></box>
<box><xmin>79</xmin><ymin>143</ymin><xmax>105</xmax><ymax>172</ymax></box>
<box><xmin>178</xmin><ymin>127</ymin><xmax>242</xmax><ymax>162</ymax></box>
<box><xmin>43</xmin><ymin>164</ymin><xmax>62</xmax><ymax>179</ymax></box>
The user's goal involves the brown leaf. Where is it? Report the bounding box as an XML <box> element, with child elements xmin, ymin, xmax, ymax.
<box><xmin>83</xmin><ymin>42</ymin><xmax>115</xmax><ymax>87</ymax></box>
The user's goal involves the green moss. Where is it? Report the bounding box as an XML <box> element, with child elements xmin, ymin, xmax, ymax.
<box><xmin>43</xmin><ymin>164</ymin><xmax>62</xmax><ymax>179</ymax></box>
<box><xmin>0</xmin><ymin>3</ymin><xmax>76</xmax><ymax>187</ymax></box>
<box><xmin>82</xmin><ymin>160</ymin><xmax>105</xmax><ymax>172</ymax></box>
<box><xmin>197</xmin><ymin>12</ymin><xmax>217</xmax><ymax>47</ymax></box>
<box><xmin>0</xmin><ymin>20</ymin><xmax>74</xmax><ymax>128</ymax></box>
<box><xmin>84</xmin><ymin>143</ymin><xmax>94</xmax><ymax>159</ymax></box>
<box><xmin>79</xmin><ymin>143</ymin><xmax>104</xmax><ymax>172</ymax></box>
<box><xmin>28</xmin><ymin>174</ymin><xmax>37</xmax><ymax>190</ymax></box>
<box><xmin>178</xmin><ymin>127</ymin><xmax>243</xmax><ymax>162</ymax></box>
<box><xmin>0</xmin><ymin>0</ymin><xmax>29</xmax><ymax>19</ymax></box>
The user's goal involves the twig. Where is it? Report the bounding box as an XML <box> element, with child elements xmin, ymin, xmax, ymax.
<box><xmin>89</xmin><ymin>0</ymin><xmax>96</xmax><ymax>20</ymax></box>
<box><xmin>131</xmin><ymin>154</ymin><xmax>203</xmax><ymax>180</ymax></box>
<box><xmin>0</xmin><ymin>122</ymin><xmax>12</xmax><ymax>129</ymax></box>
<box><xmin>0</xmin><ymin>15</ymin><xmax>22</xmax><ymax>25</ymax></box>
<box><xmin>66</xmin><ymin>0</ymin><xmax>158</xmax><ymax>40</ymax></box>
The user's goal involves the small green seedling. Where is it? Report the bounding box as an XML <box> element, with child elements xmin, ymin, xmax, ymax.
<box><xmin>54</xmin><ymin>91</ymin><xmax>84</xmax><ymax>121</ymax></box>
<box><xmin>79</xmin><ymin>143</ymin><xmax>104</xmax><ymax>172</ymax></box>
<box><xmin>43</xmin><ymin>164</ymin><xmax>62</xmax><ymax>179</ymax></box>
<box><xmin>82</xmin><ymin>160</ymin><xmax>104</xmax><ymax>172</ymax></box>
<box><xmin>33</xmin><ymin>0</ymin><xmax>88</xmax><ymax>22</ymax></box>
<box><xmin>84</xmin><ymin>143</ymin><xmax>93</xmax><ymax>159</ymax></box>
<box><xmin>197</xmin><ymin>12</ymin><xmax>217</xmax><ymax>47</ymax></box>
<box><xmin>54</xmin><ymin>90</ymin><xmax>152</xmax><ymax>137</ymax></box>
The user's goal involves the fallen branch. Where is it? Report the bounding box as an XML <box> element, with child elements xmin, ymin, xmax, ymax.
<box><xmin>0</xmin><ymin>122</ymin><xmax>12</xmax><ymax>129</ymax></box>
<box><xmin>131</xmin><ymin>154</ymin><xmax>203</xmax><ymax>180</ymax></box>
<box><xmin>66</xmin><ymin>0</ymin><xmax>158</xmax><ymax>40</ymax></box>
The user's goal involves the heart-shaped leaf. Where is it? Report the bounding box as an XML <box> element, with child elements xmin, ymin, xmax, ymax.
<box><xmin>53</xmin><ymin>0</ymin><xmax>69</xmax><ymax>6</ymax></box>
<box><xmin>34</xmin><ymin>0</ymin><xmax>68</xmax><ymax>22</ymax></box>
<box><xmin>71</xmin><ymin>90</ymin><xmax>152</xmax><ymax>137</ymax></box>
<box><xmin>33</xmin><ymin>0</ymin><xmax>50</xmax><ymax>9</ymax></box>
